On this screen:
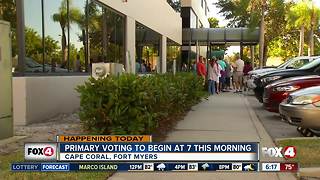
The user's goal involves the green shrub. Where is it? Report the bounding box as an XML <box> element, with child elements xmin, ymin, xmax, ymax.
<box><xmin>76</xmin><ymin>73</ymin><xmax>205</xmax><ymax>135</ymax></box>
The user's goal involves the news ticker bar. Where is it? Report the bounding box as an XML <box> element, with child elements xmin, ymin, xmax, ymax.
<box><xmin>11</xmin><ymin>162</ymin><xmax>298</xmax><ymax>172</ymax></box>
<box><xmin>11</xmin><ymin>162</ymin><xmax>258</xmax><ymax>172</ymax></box>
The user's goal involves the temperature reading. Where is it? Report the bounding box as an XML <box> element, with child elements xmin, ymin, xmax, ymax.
<box><xmin>143</xmin><ymin>163</ymin><xmax>154</xmax><ymax>171</ymax></box>
<box><xmin>187</xmin><ymin>163</ymin><xmax>198</xmax><ymax>171</ymax></box>
<box><xmin>285</xmin><ymin>164</ymin><xmax>294</xmax><ymax>170</ymax></box>
<box><xmin>280</xmin><ymin>163</ymin><xmax>298</xmax><ymax>172</ymax></box>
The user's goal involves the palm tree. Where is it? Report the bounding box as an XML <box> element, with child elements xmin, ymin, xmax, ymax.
<box><xmin>287</xmin><ymin>0</ymin><xmax>311</xmax><ymax>56</ymax></box>
<box><xmin>52</xmin><ymin>0</ymin><xmax>82</xmax><ymax>64</ymax></box>
<box><xmin>308</xmin><ymin>3</ymin><xmax>320</xmax><ymax>56</ymax></box>
<box><xmin>246</xmin><ymin>0</ymin><xmax>267</xmax><ymax>68</ymax></box>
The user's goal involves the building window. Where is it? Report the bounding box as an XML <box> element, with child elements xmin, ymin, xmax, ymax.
<box><xmin>167</xmin><ymin>38</ymin><xmax>181</xmax><ymax>72</ymax></box>
<box><xmin>11</xmin><ymin>0</ymin><xmax>125</xmax><ymax>75</ymax></box>
<box><xmin>135</xmin><ymin>22</ymin><xmax>161</xmax><ymax>74</ymax></box>
<box><xmin>199</xmin><ymin>21</ymin><xmax>203</xmax><ymax>28</ymax></box>
<box><xmin>167</xmin><ymin>0</ymin><xmax>181</xmax><ymax>13</ymax></box>
<box><xmin>20</xmin><ymin>0</ymin><xmax>88</xmax><ymax>73</ymax></box>
<box><xmin>88</xmin><ymin>1</ymin><xmax>125</xmax><ymax>67</ymax></box>
<box><xmin>190</xmin><ymin>9</ymin><xmax>197</xmax><ymax>28</ymax></box>
<box><xmin>24</xmin><ymin>0</ymin><xmax>44</xmax><ymax>73</ymax></box>
<box><xmin>205</xmin><ymin>2</ymin><xmax>208</xmax><ymax>16</ymax></box>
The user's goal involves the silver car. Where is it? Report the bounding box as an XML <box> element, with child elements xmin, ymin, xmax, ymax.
<box><xmin>279</xmin><ymin>86</ymin><xmax>320</xmax><ymax>129</ymax></box>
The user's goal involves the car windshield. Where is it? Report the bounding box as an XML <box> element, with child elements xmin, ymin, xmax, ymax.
<box><xmin>25</xmin><ymin>57</ymin><xmax>42</xmax><ymax>68</ymax></box>
<box><xmin>277</xmin><ymin>57</ymin><xmax>294</xmax><ymax>68</ymax></box>
<box><xmin>299</xmin><ymin>58</ymin><xmax>320</xmax><ymax>70</ymax></box>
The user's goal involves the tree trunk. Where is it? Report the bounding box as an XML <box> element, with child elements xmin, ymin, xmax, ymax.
<box><xmin>309</xmin><ymin>7</ymin><xmax>316</xmax><ymax>56</ymax></box>
<box><xmin>263</xmin><ymin>43</ymin><xmax>268</xmax><ymax>66</ymax></box>
<box><xmin>259</xmin><ymin>3</ymin><xmax>266</xmax><ymax>69</ymax></box>
<box><xmin>0</xmin><ymin>6</ymin><xmax>3</xmax><ymax>19</ymax></box>
<box><xmin>61</xmin><ymin>27</ymin><xmax>67</xmax><ymax>64</ymax></box>
<box><xmin>240</xmin><ymin>44</ymin><xmax>244</xmax><ymax>60</ymax></box>
<box><xmin>308</xmin><ymin>29</ymin><xmax>314</xmax><ymax>56</ymax></box>
<box><xmin>299</xmin><ymin>26</ymin><xmax>305</xmax><ymax>56</ymax></box>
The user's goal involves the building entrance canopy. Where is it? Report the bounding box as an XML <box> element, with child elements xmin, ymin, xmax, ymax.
<box><xmin>182</xmin><ymin>28</ymin><xmax>260</xmax><ymax>46</ymax></box>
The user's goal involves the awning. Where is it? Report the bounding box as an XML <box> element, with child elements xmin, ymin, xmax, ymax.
<box><xmin>182</xmin><ymin>28</ymin><xmax>260</xmax><ymax>46</ymax></box>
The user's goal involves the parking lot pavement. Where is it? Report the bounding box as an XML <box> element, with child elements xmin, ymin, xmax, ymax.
<box><xmin>245</xmin><ymin>92</ymin><xmax>302</xmax><ymax>140</ymax></box>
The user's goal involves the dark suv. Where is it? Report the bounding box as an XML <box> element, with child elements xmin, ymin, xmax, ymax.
<box><xmin>253</xmin><ymin>58</ymin><xmax>320</xmax><ymax>102</ymax></box>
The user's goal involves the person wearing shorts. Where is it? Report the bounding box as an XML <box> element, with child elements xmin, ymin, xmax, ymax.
<box><xmin>234</xmin><ymin>54</ymin><xmax>244</xmax><ymax>93</ymax></box>
<box><xmin>217</xmin><ymin>56</ymin><xmax>226</xmax><ymax>92</ymax></box>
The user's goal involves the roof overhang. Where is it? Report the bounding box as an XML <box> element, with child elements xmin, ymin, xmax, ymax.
<box><xmin>182</xmin><ymin>28</ymin><xmax>260</xmax><ymax>46</ymax></box>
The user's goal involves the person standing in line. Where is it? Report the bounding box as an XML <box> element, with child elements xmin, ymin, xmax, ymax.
<box><xmin>141</xmin><ymin>60</ymin><xmax>146</xmax><ymax>73</ymax></box>
<box><xmin>216</xmin><ymin>60</ymin><xmax>222</xmax><ymax>94</ymax></box>
<box><xmin>192</xmin><ymin>61</ymin><xmax>197</xmax><ymax>75</ymax></box>
<box><xmin>74</xmin><ymin>54</ymin><xmax>81</xmax><ymax>72</ymax></box>
<box><xmin>234</xmin><ymin>54</ymin><xmax>245</xmax><ymax>93</ymax></box>
<box><xmin>217</xmin><ymin>56</ymin><xmax>227</xmax><ymax>92</ymax></box>
<box><xmin>207</xmin><ymin>57</ymin><xmax>219</xmax><ymax>95</ymax></box>
<box><xmin>231</xmin><ymin>61</ymin><xmax>236</xmax><ymax>90</ymax></box>
<box><xmin>224</xmin><ymin>59</ymin><xmax>232</xmax><ymax>92</ymax></box>
<box><xmin>147</xmin><ymin>62</ymin><xmax>152</xmax><ymax>72</ymax></box>
<box><xmin>135</xmin><ymin>61</ymin><xmax>141</xmax><ymax>73</ymax></box>
<box><xmin>197</xmin><ymin>56</ymin><xmax>207</xmax><ymax>86</ymax></box>
<box><xmin>182</xmin><ymin>63</ymin><xmax>188</xmax><ymax>72</ymax></box>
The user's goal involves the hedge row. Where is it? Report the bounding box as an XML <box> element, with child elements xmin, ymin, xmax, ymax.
<box><xmin>76</xmin><ymin>73</ymin><xmax>205</xmax><ymax>135</ymax></box>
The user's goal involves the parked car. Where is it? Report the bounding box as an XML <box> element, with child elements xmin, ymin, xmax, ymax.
<box><xmin>279</xmin><ymin>86</ymin><xmax>320</xmax><ymax>130</ymax></box>
<box><xmin>247</xmin><ymin>56</ymin><xmax>319</xmax><ymax>89</ymax></box>
<box><xmin>263</xmin><ymin>75</ymin><xmax>320</xmax><ymax>112</ymax></box>
<box><xmin>24</xmin><ymin>57</ymin><xmax>68</xmax><ymax>73</ymax></box>
<box><xmin>253</xmin><ymin>57</ymin><xmax>320</xmax><ymax>102</ymax></box>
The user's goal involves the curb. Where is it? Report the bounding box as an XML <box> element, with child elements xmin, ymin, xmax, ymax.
<box><xmin>275</xmin><ymin>137</ymin><xmax>320</xmax><ymax>141</ymax></box>
<box><xmin>298</xmin><ymin>168</ymin><xmax>320</xmax><ymax>178</ymax></box>
<box><xmin>0</xmin><ymin>136</ymin><xmax>27</xmax><ymax>146</ymax></box>
<box><xmin>243</xmin><ymin>97</ymin><xmax>296</xmax><ymax>180</ymax></box>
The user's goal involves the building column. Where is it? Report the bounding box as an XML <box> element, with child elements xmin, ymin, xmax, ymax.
<box><xmin>240</xmin><ymin>43</ymin><xmax>244</xmax><ymax>60</ymax></box>
<box><xmin>160</xmin><ymin>35</ymin><xmax>167</xmax><ymax>73</ymax></box>
<box><xmin>125</xmin><ymin>16</ymin><xmax>135</xmax><ymax>74</ymax></box>
<box><xmin>16</xmin><ymin>0</ymin><xmax>25</xmax><ymax>73</ymax></box>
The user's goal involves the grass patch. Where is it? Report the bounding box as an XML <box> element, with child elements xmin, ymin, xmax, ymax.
<box><xmin>0</xmin><ymin>151</ymin><xmax>112</xmax><ymax>180</ymax></box>
<box><xmin>276</xmin><ymin>138</ymin><xmax>320</xmax><ymax>168</ymax></box>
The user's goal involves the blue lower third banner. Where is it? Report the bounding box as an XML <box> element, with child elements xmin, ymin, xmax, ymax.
<box><xmin>58</xmin><ymin>142</ymin><xmax>259</xmax><ymax>161</ymax></box>
<box><xmin>11</xmin><ymin>162</ymin><xmax>259</xmax><ymax>172</ymax></box>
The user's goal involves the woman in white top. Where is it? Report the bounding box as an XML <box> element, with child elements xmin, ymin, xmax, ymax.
<box><xmin>207</xmin><ymin>57</ymin><xmax>219</xmax><ymax>95</ymax></box>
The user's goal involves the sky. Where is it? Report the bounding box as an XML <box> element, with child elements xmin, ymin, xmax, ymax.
<box><xmin>206</xmin><ymin>0</ymin><xmax>320</xmax><ymax>56</ymax></box>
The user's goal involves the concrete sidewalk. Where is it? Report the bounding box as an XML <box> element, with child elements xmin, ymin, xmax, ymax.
<box><xmin>109</xmin><ymin>93</ymin><xmax>296</xmax><ymax>180</ymax></box>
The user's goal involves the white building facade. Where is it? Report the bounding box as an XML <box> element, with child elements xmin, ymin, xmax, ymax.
<box><xmin>1</xmin><ymin>0</ymin><xmax>209</xmax><ymax>125</ymax></box>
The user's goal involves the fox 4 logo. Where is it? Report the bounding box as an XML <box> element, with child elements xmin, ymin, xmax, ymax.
<box><xmin>25</xmin><ymin>143</ymin><xmax>57</xmax><ymax>161</ymax></box>
<box><xmin>262</xmin><ymin>146</ymin><xmax>296</xmax><ymax>159</ymax></box>
<box><xmin>27</xmin><ymin>147</ymin><xmax>54</xmax><ymax>156</ymax></box>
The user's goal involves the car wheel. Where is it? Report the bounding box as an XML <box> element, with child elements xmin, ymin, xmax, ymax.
<box><xmin>297</xmin><ymin>126</ymin><xmax>302</xmax><ymax>132</ymax></box>
<box><xmin>309</xmin><ymin>129</ymin><xmax>320</xmax><ymax>137</ymax></box>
